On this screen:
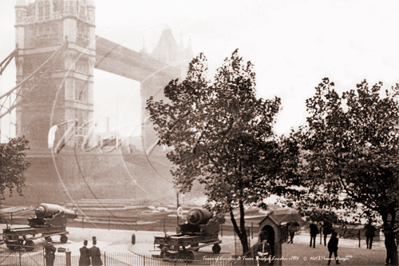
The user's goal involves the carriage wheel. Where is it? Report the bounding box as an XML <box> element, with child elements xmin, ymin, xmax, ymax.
<box><xmin>24</xmin><ymin>240</ymin><xmax>35</xmax><ymax>252</ymax></box>
<box><xmin>184</xmin><ymin>251</ymin><xmax>195</xmax><ymax>263</ymax></box>
<box><xmin>60</xmin><ymin>234</ymin><xmax>68</xmax><ymax>243</ymax></box>
<box><xmin>6</xmin><ymin>241</ymin><xmax>17</xmax><ymax>251</ymax></box>
<box><xmin>160</xmin><ymin>246</ymin><xmax>169</xmax><ymax>258</ymax></box>
<box><xmin>212</xmin><ymin>244</ymin><xmax>221</xmax><ymax>254</ymax></box>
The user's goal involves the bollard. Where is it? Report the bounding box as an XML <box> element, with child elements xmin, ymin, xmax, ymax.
<box><xmin>320</xmin><ymin>226</ymin><xmax>322</xmax><ymax>245</ymax></box>
<box><xmin>131</xmin><ymin>233</ymin><xmax>136</xmax><ymax>245</ymax></box>
<box><xmin>358</xmin><ymin>229</ymin><xmax>361</xmax><ymax>248</ymax></box>
<box><xmin>163</xmin><ymin>218</ymin><xmax>165</xmax><ymax>232</ymax></box>
<box><xmin>66</xmin><ymin>250</ymin><xmax>71</xmax><ymax>266</ymax></box>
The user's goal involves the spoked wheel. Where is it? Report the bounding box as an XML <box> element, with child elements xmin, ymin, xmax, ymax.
<box><xmin>60</xmin><ymin>234</ymin><xmax>68</xmax><ymax>243</ymax></box>
<box><xmin>160</xmin><ymin>246</ymin><xmax>169</xmax><ymax>259</ymax></box>
<box><xmin>24</xmin><ymin>240</ymin><xmax>35</xmax><ymax>252</ymax></box>
<box><xmin>6</xmin><ymin>240</ymin><xmax>18</xmax><ymax>251</ymax></box>
<box><xmin>183</xmin><ymin>251</ymin><xmax>195</xmax><ymax>263</ymax></box>
<box><xmin>212</xmin><ymin>244</ymin><xmax>221</xmax><ymax>254</ymax></box>
<box><xmin>168</xmin><ymin>252</ymin><xmax>178</xmax><ymax>261</ymax></box>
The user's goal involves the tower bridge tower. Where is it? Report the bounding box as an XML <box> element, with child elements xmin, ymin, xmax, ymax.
<box><xmin>9</xmin><ymin>0</ymin><xmax>195</xmax><ymax>205</ymax></box>
<box><xmin>15</xmin><ymin>0</ymin><xmax>95</xmax><ymax>149</ymax></box>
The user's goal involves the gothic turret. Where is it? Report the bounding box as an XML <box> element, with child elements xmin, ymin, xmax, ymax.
<box><xmin>151</xmin><ymin>27</ymin><xmax>178</xmax><ymax>64</ymax></box>
<box><xmin>15</xmin><ymin>0</ymin><xmax>28</xmax><ymax>7</ymax></box>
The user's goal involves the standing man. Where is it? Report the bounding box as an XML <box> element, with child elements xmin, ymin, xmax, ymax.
<box><xmin>288</xmin><ymin>219</ymin><xmax>300</xmax><ymax>244</ymax></box>
<box><xmin>90</xmin><ymin>237</ymin><xmax>103</xmax><ymax>266</ymax></box>
<box><xmin>309</xmin><ymin>221</ymin><xmax>319</xmax><ymax>248</ymax></box>
<box><xmin>327</xmin><ymin>232</ymin><xmax>340</xmax><ymax>265</ymax></box>
<box><xmin>44</xmin><ymin>237</ymin><xmax>56</xmax><ymax>266</ymax></box>
<box><xmin>384</xmin><ymin>228</ymin><xmax>395</xmax><ymax>265</ymax></box>
<box><xmin>79</xmin><ymin>240</ymin><xmax>91</xmax><ymax>266</ymax></box>
<box><xmin>323</xmin><ymin>218</ymin><xmax>333</xmax><ymax>246</ymax></box>
<box><xmin>257</xmin><ymin>239</ymin><xmax>271</xmax><ymax>266</ymax></box>
<box><xmin>364</xmin><ymin>219</ymin><xmax>376</xmax><ymax>249</ymax></box>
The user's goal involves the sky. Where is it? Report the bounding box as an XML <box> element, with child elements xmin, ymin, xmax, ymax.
<box><xmin>2</xmin><ymin>0</ymin><xmax>399</xmax><ymax>139</ymax></box>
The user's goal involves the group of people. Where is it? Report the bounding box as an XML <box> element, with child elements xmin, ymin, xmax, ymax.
<box><xmin>43</xmin><ymin>236</ymin><xmax>103</xmax><ymax>266</ymax></box>
<box><xmin>289</xmin><ymin>219</ymin><xmax>340</xmax><ymax>264</ymax></box>
<box><xmin>78</xmin><ymin>238</ymin><xmax>103</xmax><ymax>266</ymax></box>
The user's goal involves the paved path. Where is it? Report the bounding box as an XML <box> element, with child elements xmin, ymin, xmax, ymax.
<box><xmin>290</xmin><ymin>232</ymin><xmax>385</xmax><ymax>251</ymax></box>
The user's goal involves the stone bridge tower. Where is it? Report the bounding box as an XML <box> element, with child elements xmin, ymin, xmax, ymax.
<box><xmin>15</xmin><ymin>0</ymin><xmax>96</xmax><ymax>149</ymax></box>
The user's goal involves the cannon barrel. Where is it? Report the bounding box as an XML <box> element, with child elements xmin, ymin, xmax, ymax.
<box><xmin>186</xmin><ymin>209</ymin><xmax>213</xmax><ymax>225</ymax></box>
<box><xmin>35</xmin><ymin>203</ymin><xmax>77</xmax><ymax>219</ymax></box>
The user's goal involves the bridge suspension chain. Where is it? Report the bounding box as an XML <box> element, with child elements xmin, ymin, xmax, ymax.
<box><xmin>0</xmin><ymin>49</ymin><xmax>16</xmax><ymax>76</ymax></box>
<box><xmin>0</xmin><ymin>42</ymin><xmax>67</xmax><ymax>120</ymax></box>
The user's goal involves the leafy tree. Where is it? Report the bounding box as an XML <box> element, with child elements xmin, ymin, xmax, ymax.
<box><xmin>0</xmin><ymin>136</ymin><xmax>31</xmax><ymax>199</ymax></box>
<box><xmin>146</xmin><ymin>50</ymin><xmax>282</xmax><ymax>253</ymax></box>
<box><xmin>292</xmin><ymin>78</ymin><xmax>399</xmax><ymax>265</ymax></box>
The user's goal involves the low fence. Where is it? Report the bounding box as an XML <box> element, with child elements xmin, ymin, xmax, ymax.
<box><xmin>0</xmin><ymin>249</ymin><xmax>259</xmax><ymax>266</ymax></box>
<box><xmin>0</xmin><ymin>213</ymin><xmax>260</xmax><ymax>238</ymax></box>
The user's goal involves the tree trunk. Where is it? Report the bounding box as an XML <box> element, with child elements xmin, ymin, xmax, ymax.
<box><xmin>384</xmin><ymin>229</ymin><xmax>398</xmax><ymax>265</ymax></box>
<box><xmin>239</xmin><ymin>200</ymin><xmax>249</xmax><ymax>254</ymax></box>
<box><xmin>229</xmin><ymin>202</ymin><xmax>249</xmax><ymax>255</ymax></box>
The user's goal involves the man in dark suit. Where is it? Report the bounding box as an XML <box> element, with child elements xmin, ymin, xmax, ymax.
<box><xmin>44</xmin><ymin>237</ymin><xmax>56</xmax><ymax>266</ymax></box>
<box><xmin>309</xmin><ymin>221</ymin><xmax>319</xmax><ymax>248</ymax></box>
<box><xmin>288</xmin><ymin>219</ymin><xmax>300</xmax><ymax>244</ymax></box>
<box><xmin>327</xmin><ymin>232</ymin><xmax>340</xmax><ymax>265</ymax></box>
<box><xmin>79</xmin><ymin>240</ymin><xmax>91</xmax><ymax>266</ymax></box>
<box><xmin>90</xmin><ymin>238</ymin><xmax>102</xmax><ymax>266</ymax></box>
<box><xmin>364</xmin><ymin>219</ymin><xmax>377</xmax><ymax>249</ymax></box>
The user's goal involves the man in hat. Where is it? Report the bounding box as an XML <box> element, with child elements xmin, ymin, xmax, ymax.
<box><xmin>288</xmin><ymin>219</ymin><xmax>300</xmax><ymax>244</ymax></box>
<box><xmin>79</xmin><ymin>240</ymin><xmax>91</xmax><ymax>266</ymax></box>
<box><xmin>44</xmin><ymin>237</ymin><xmax>56</xmax><ymax>266</ymax></box>
<box><xmin>90</xmin><ymin>237</ymin><xmax>102</xmax><ymax>266</ymax></box>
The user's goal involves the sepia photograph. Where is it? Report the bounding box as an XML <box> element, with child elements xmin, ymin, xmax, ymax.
<box><xmin>0</xmin><ymin>0</ymin><xmax>399</xmax><ymax>265</ymax></box>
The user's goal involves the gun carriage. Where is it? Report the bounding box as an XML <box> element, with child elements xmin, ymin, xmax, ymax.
<box><xmin>1</xmin><ymin>203</ymin><xmax>77</xmax><ymax>251</ymax></box>
<box><xmin>154</xmin><ymin>209</ymin><xmax>222</xmax><ymax>261</ymax></box>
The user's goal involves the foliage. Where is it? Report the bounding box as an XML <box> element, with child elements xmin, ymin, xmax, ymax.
<box><xmin>289</xmin><ymin>78</ymin><xmax>399</xmax><ymax>264</ymax></box>
<box><xmin>146</xmin><ymin>50</ymin><xmax>282</xmax><ymax>253</ymax></box>
<box><xmin>0</xmin><ymin>136</ymin><xmax>31</xmax><ymax>199</ymax></box>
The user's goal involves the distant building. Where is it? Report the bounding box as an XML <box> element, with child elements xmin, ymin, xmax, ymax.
<box><xmin>151</xmin><ymin>26</ymin><xmax>193</xmax><ymax>79</ymax></box>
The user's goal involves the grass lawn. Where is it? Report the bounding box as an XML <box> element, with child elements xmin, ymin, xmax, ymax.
<box><xmin>282</xmin><ymin>243</ymin><xmax>388</xmax><ymax>266</ymax></box>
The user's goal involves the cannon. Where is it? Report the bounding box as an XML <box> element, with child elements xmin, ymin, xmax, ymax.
<box><xmin>154</xmin><ymin>209</ymin><xmax>222</xmax><ymax>262</ymax></box>
<box><xmin>28</xmin><ymin>203</ymin><xmax>77</xmax><ymax>228</ymax></box>
<box><xmin>1</xmin><ymin>203</ymin><xmax>77</xmax><ymax>251</ymax></box>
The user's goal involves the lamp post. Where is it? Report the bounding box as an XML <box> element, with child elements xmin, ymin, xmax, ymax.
<box><xmin>174</xmin><ymin>188</ymin><xmax>180</xmax><ymax>234</ymax></box>
<box><xmin>176</xmin><ymin>190</ymin><xmax>180</xmax><ymax>226</ymax></box>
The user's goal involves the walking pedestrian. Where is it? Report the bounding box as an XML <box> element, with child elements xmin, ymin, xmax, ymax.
<box><xmin>79</xmin><ymin>240</ymin><xmax>91</xmax><ymax>266</ymax></box>
<box><xmin>288</xmin><ymin>219</ymin><xmax>299</xmax><ymax>244</ymax></box>
<box><xmin>309</xmin><ymin>221</ymin><xmax>319</xmax><ymax>248</ymax></box>
<box><xmin>323</xmin><ymin>218</ymin><xmax>333</xmax><ymax>246</ymax></box>
<box><xmin>327</xmin><ymin>232</ymin><xmax>340</xmax><ymax>265</ymax></box>
<box><xmin>364</xmin><ymin>219</ymin><xmax>376</xmax><ymax>249</ymax></box>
